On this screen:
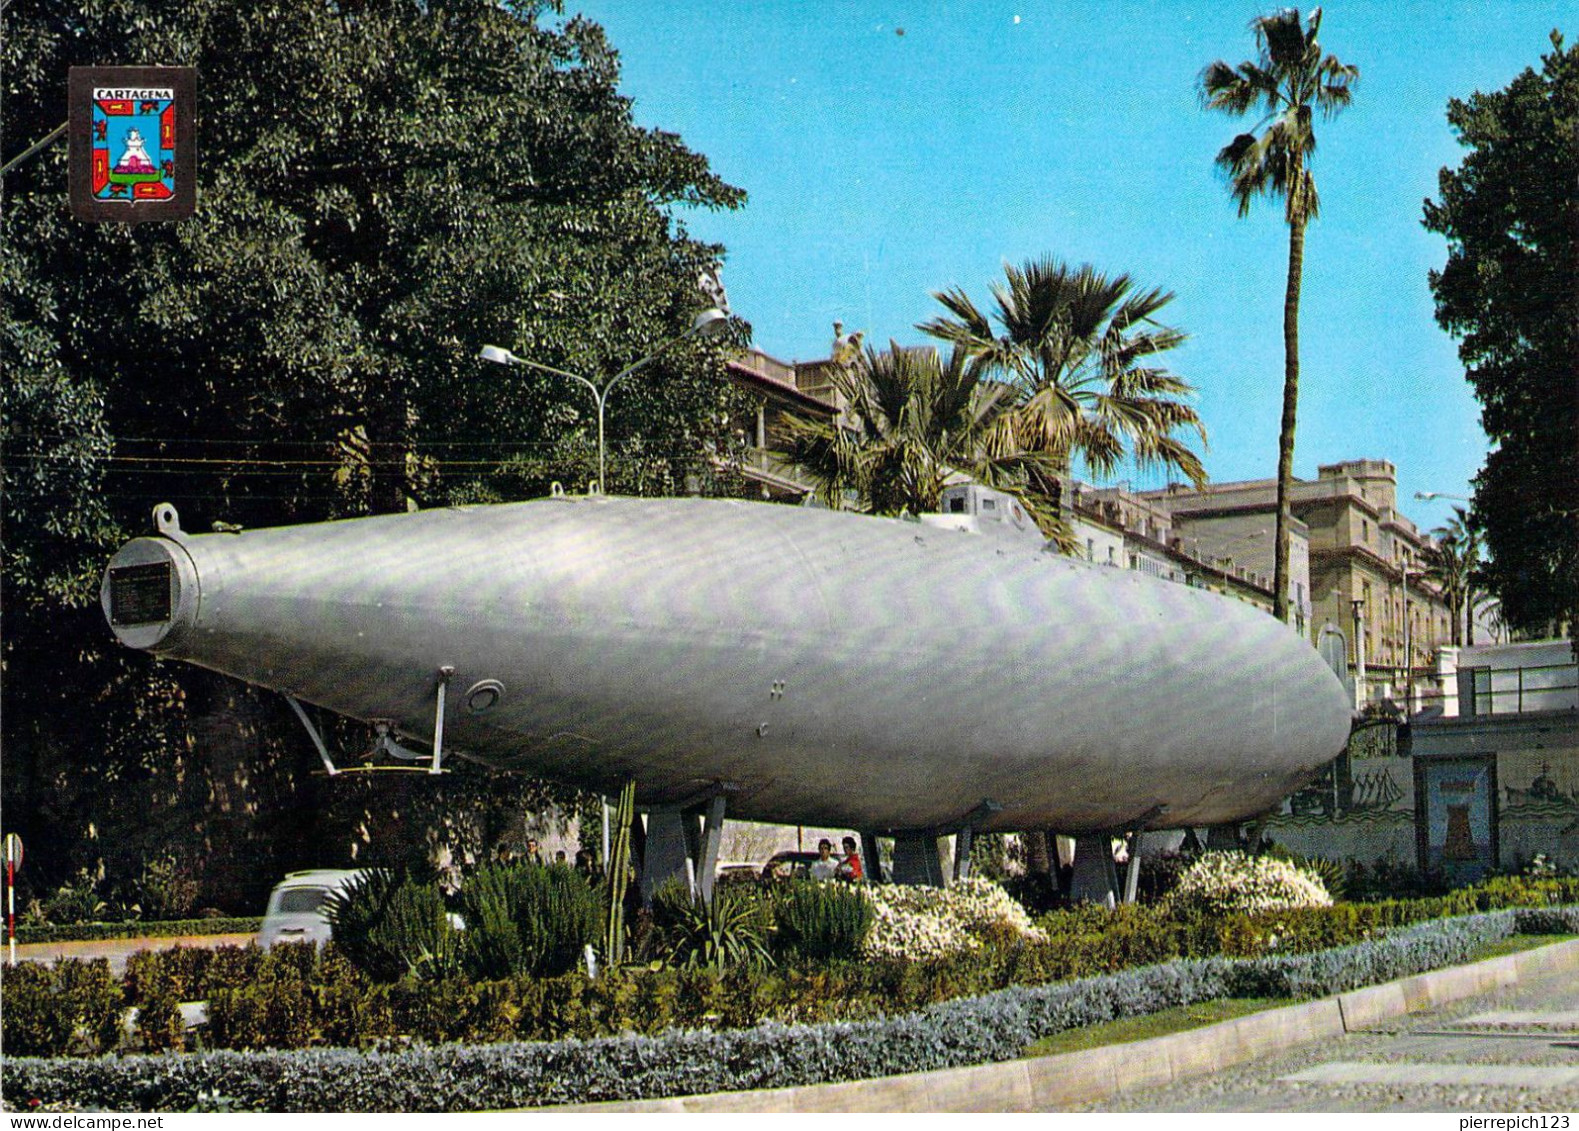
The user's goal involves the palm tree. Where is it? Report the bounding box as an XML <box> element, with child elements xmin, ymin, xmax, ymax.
<box><xmin>1431</xmin><ymin>505</ymin><xmax>1483</xmax><ymax>645</ymax></box>
<box><xmin>1422</xmin><ymin>535</ymin><xmax>1470</xmax><ymax>648</ymax></box>
<box><xmin>1200</xmin><ymin>8</ymin><xmax>1357</xmax><ymax>623</ymax></box>
<box><xmin>780</xmin><ymin>340</ymin><xmax>1062</xmax><ymax>531</ymax></box>
<box><xmin>917</xmin><ymin>257</ymin><xmax>1208</xmax><ymax>512</ymax></box>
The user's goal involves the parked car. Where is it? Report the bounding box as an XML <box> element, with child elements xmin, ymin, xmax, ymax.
<box><xmin>713</xmin><ymin>862</ymin><xmax>761</xmax><ymax>888</ymax></box>
<box><xmin>760</xmin><ymin>850</ymin><xmax>826</xmax><ymax>883</ymax></box>
<box><xmin>259</xmin><ymin>869</ymin><xmax>364</xmax><ymax>949</ymax></box>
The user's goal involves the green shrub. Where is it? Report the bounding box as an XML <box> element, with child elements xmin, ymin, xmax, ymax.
<box><xmin>1166</xmin><ymin>851</ymin><xmax>1331</xmax><ymax>916</ymax></box>
<box><xmin>15</xmin><ymin>918</ymin><xmax>261</xmax><ymax>945</ymax></box>
<box><xmin>1</xmin><ymin>963</ymin><xmax>79</xmax><ymax>1057</ymax></box>
<box><xmin>134</xmin><ymin>992</ymin><xmax>185</xmax><ymax>1053</ymax></box>
<box><xmin>455</xmin><ymin>863</ymin><xmax>601</xmax><ymax>979</ymax></box>
<box><xmin>1</xmin><ymin>960</ymin><xmax>126</xmax><ymax>1057</ymax></box>
<box><xmin>774</xmin><ymin>880</ymin><xmax>873</xmax><ymax>962</ymax></box>
<box><xmin>325</xmin><ymin>871</ymin><xmax>459</xmax><ymax>983</ymax></box>
<box><xmin>10</xmin><ymin>910</ymin><xmax>1557</xmax><ymax>1112</ymax></box>
<box><xmin>652</xmin><ymin>881</ymin><xmax>772</xmax><ymax>971</ymax></box>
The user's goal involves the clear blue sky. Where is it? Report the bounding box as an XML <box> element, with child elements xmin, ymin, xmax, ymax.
<box><xmin>573</xmin><ymin>1</ymin><xmax>1570</xmax><ymax>527</ymax></box>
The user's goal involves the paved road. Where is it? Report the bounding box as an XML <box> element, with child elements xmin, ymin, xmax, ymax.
<box><xmin>9</xmin><ymin>933</ymin><xmax>257</xmax><ymax>975</ymax></box>
<box><xmin>1084</xmin><ymin>959</ymin><xmax>1579</xmax><ymax>1112</ymax></box>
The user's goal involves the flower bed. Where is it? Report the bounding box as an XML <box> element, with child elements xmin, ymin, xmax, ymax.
<box><xmin>6</xmin><ymin>907</ymin><xmax>1576</xmax><ymax>1112</ymax></box>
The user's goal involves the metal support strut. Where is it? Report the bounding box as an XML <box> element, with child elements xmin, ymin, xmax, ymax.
<box><xmin>430</xmin><ymin>666</ymin><xmax>454</xmax><ymax>775</ymax></box>
<box><xmin>285</xmin><ymin>695</ymin><xmax>339</xmax><ymax>776</ymax></box>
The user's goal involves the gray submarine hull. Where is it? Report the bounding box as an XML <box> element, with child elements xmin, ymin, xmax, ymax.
<box><xmin>102</xmin><ymin>495</ymin><xmax>1351</xmax><ymax>833</ymax></box>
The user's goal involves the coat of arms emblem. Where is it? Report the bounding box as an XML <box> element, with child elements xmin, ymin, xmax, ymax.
<box><xmin>69</xmin><ymin>67</ymin><xmax>196</xmax><ymax>222</ymax></box>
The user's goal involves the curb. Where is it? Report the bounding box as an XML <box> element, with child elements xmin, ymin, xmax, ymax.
<box><xmin>553</xmin><ymin>936</ymin><xmax>1579</xmax><ymax>1113</ymax></box>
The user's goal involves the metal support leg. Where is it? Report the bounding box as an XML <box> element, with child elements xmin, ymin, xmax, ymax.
<box><xmin>696</xmin><ymin>794</ymin><xmax>726</xmax><ymax>904</ymax></box>
<box><xmin>891</xmin><ymin>832</ymin><xmax>947</xmax><ymax>886</ymax></box>
<box><xmin>1123</xmin><ymin>832</ymin><xmax>1142</xmax><ymax>905</ymax></box>
<box><xmin>860</xmin><ymin>831</ymin><xmax>883</xmax><ymax>883</ymax></box>
<box><xmin>640</xmin><ymin>807</ymin><xmax>691</xmax><ymax>903</ymax></box>
<box><xmin>954</xmin><ymin>824</ymin><xmax>974</xmax><ymax>882</ymax></box>
<box><xmin>1069</xmin><ymin>833</ymin><xmax>1119</xmax><ymax>908</ymax></box>
<box><xmin>429</xmin><ymin>666</ymin><xmax>454</xmax><ymax>774</ymax></box>
<box><xmin>285</xmin><ymin>696</ymin><xmax>338</xmax><ymax>776</ymax></box>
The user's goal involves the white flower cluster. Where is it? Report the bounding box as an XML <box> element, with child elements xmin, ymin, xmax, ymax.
<box><xmin>860</xmin><ymin>876</ymin><xmax>1046</xmax><ymax>961</ymax></box>
<box><xmin>1166</xmin><ymin>851</ymin><xmax>1332</xmax><ymax>916</ymax></box>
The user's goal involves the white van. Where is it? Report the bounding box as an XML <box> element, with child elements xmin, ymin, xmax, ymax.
<box><xmin>259</xmin><ymin>869</ymin><xmax>364</xmax><ymax>949</ymax></box>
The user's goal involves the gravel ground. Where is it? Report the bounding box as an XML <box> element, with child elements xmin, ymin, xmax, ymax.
<box><xmin>1083</xmin><ymin>962</ymin><xmax>1579</xmax><ymax>1113</ymax></box>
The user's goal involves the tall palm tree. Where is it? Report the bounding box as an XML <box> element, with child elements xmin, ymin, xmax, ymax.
<box><xmin>780</xmin><ymin>340</ymin><xmax>1062</xmax><ymax>530</ymax></box>
<box><xmin>1200</xmin><ymin>8</ymin><xmax>1357</xmax><ymax>623</ymax></box>
<box><xmin>1432</xmin><ymin>505</ymin><xmax>1483</xmax><ymax>645</ymax></box>
<box><xmin>1422</xmin><ymin>535</ymin><xmax>1470</xmax><ymax>648</ymax></box>
<box><xmin>918</xmin><ymin>257</ymin><xmax>1208</xmax><ymax>511</ymax></box>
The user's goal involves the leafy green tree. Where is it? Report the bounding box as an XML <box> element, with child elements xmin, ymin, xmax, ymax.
<box><xmin>1</xmin><ymin>0</ymin><xmax>748</xmax><ymax>904</ymax></box>
<box><xmin>918</xmin><ymin>257</ymin><xmax>1208</xmax><ymax>508</ymax></box>
<box><xmin>1200</xmin><ymin>8</ymin><xmax>1358</xmax><ymax>623</ymax></box>
<box><xmin>1422</xmin><ymin>31</ymin><xmax>1579</xmax><ymax>637</ymax></box>
<box><xmin>780</xmin><ymin>340</ymin><xmax>1059</xmax><ymax>525</ymax></box>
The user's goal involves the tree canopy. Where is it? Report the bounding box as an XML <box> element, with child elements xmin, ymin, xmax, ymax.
<box><xmin>1422</xmin><ymin>31</ymin><xmax>1579</xmax><ymax>637</ymax></box>
<box><xmin>1</xmin><ymin>0</ymin><xmax>751</xmax><ymax>906</ymax></box>
<box><xmin>920</xmin><ymin>257</ymin><xmax>1207</xmax><ymax>497</ymax></box>
<box><xmin>779</xmin><ymin>340</ymin><xmax>1056</xmax><ymax>525</ymax></box>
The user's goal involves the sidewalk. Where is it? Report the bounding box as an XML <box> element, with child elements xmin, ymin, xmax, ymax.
<box><xmin>8</xmin><ymin>933</ymin><xmax>257</xmax><ymax>974</ymax></box>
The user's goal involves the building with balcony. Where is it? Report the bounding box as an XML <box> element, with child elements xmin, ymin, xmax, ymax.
<box><xmin>1067</xmin><ymin>482</ymin><xmax>1294</xmax><ymax>616</ymax></box>
<box><xmin>1137</xmin><ymin>460</ymin><xmax>1452</xmax><ymax>706</ymax></box>
<box><xmin>720</xmin><ymin>346</ymin><xmax>843</xmax><ymax>500</ymax></box>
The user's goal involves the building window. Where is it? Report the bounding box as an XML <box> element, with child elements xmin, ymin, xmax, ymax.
<box><xmin>1361</xmin><ymin>519</ymin><xmax>1369</xmax><ymax>543</ymax></box>
<box><xmin>1085</xmin><ymin>538</ymin><xmax>1094</xmax><ymax>561</ymax></box>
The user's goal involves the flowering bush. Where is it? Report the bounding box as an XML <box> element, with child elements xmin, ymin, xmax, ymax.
<box><xmin>1165</xmin><ymin>851</ymin><xmax>1332</xmax><ymax>917</ymax></box>
<box><xmin>862</xmin><ymin>877</ymin><xmax>1045</xmax><ymax>961</ymax></box>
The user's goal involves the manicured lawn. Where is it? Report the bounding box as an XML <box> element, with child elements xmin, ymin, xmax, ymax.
<box><xmin>1465</xmin><ymin>932</ymin><xmax>1576</xmax><ymax>961</ymax></box>
<box><xmin>1023</xmin><ymin>997</ymin><xmax>1285</xmax><ymax>1057</ymax></box>
<box><xmin>1022</xmin><ymin>933</ymin><xmax>1578</xmax><ymax>1060</ymax></box>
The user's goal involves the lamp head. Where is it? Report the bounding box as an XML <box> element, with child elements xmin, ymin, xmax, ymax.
<box><xmin>691</xmin><ymin>307</ymin><xmax>730</xmax><ymax>339</ymax></box>
<box><xmin>478</xmin><ymin>345</ymin><xmax>515</xmax><ymax>365</ymax></box>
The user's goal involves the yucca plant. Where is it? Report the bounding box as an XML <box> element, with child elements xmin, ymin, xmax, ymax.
<box><xmin>651</xmin><ymin>880</ymin><xmax>773</xmax><ymax>971</ymax></box>
<box><xmin>324</xmin><ymin>870</ymin><xmax>460</xmax><ymax>982</ymax></box>
<box><xmin>773</xmin><ymin>880</ymin><xmax>874</xmax><ymax>962</ymax></box>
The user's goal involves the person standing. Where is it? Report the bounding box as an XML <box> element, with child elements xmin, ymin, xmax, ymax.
<box><xmin>808</xmin><ymin>838</ymin><xmax>840</xmax><ymax>881</ymax></box>
<box><xmin>837</xmin><ymin>835</ymin><xmax>865</xmax><ymax>882</ymax></box>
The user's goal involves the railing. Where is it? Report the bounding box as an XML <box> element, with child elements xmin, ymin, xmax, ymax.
<box><xmin>731</xmin><ymin>349</ymin><xmax>800</xmax><ymax>387</ymax></box>
<box><xmin>1411</xmin><ymin>660</ymin><xmax>1579</xmax><ymax>717</ymax></box>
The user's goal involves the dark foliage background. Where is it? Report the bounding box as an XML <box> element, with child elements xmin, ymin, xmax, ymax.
<box><xmin>1424</xmin><ymin>32</ymin><xmax>1579</xmax><ymax>637</ymax></box>
<box><xmin>2</xmin><ymin>0</ymin><xmax>754</xmax><ymax>912</ymax></box>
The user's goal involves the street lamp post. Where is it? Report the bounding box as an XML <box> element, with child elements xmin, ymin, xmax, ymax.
<box><xmin>1350</xmin><ymin>597</ymin><xmax>1367</xmax><ymax>710</ymax></box>
<box><xmin>1400</xmin><ymin>563</ymin><xmax>1425</xmax><ymax>715</ymax></box>
<box><xmin>479</xmin><ymin>308</ymin><xmax>729</xmax><ymax>495</ymax></box>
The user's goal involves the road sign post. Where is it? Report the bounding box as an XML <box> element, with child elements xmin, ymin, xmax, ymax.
<box><xmin>4</xmin><ymin>834</ymin><xmax>22</xmax><ymax>966</ymax></box>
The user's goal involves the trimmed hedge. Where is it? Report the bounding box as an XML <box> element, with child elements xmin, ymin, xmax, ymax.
<box><xmin>6</xmin><ymin>907</ymin><xmax>1577</xmax><ymax>1112</ymax></box>
<box><xmin>15</xmin><ymin>919</ymin><xmax>262</xmax><ymax>945</ymax></box>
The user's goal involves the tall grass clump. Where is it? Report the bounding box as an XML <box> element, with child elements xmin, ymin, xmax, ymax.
<box><xmin>324</xmin><ymin>870</ymin><xmax>460</xmax><ymax>982</ymax></box>
<box><xmin>774</xmin><ymin>880</ymin><xmax>874</xmax><ymax>962</ymax></box>
<box><xmin>456</xmin><ymin>863</ymin><xmax>602</xmax><ymax>979</ymax></box>
<box><xmin>651</xmin><ymin>880</ymin><xmax>773</xmax><ymax>971</ymax></box>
